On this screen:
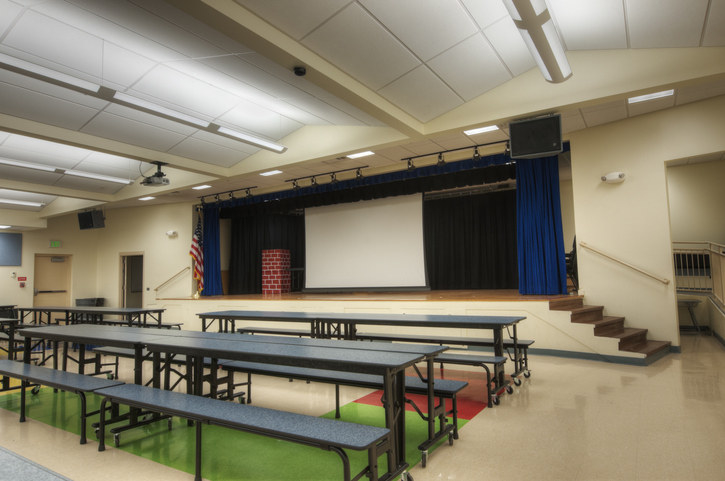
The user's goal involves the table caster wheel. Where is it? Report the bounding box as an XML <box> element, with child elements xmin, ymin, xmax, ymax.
<box><xmin>524</xmin><ymin>370</ymin><xmax>531</xmax><ymax>378</ymax></box>
<box><xmin>492</xmin><ymin>395</ymin><xmax>500</xmax><ymax>406</ymax></box>
<box><xmin>448</xmin><ymin>433</ymin><xmax>454</xmax><ymax>446</ymax></box>
<box><xmin>506</xmin><ymin>385</ymin><xmax>513</xmax><ymax>394</ymax></box>
<box><xmin>421</xmin><ymin>451</ymin><xmax>427</xmax><ymax>468</ymax></box>
<box><xmin>514</xmin><ymin>377</ymin><xmax>522</xmax><ymax>386</ymax></box>
<box><xmin>113</xmin><ymin>433</ymin><xmax>120</xmax><ymax>448</ymax></box>
<box><xmin>31</xmin><ymin>385</ymin><xmax>40</xmax><ymax>395</ymax></box>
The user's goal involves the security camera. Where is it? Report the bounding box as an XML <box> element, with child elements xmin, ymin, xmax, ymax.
<box><xmin>293</xmin><ymin>66</ymin><xmax>306</xmax><ymax>76</ymax></box>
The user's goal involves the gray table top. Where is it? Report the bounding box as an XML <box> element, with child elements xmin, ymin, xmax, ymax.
<box><xmin>17</xmin><ymin>324</ymin><xmax>168</xmax><ymax>348</ymax></box>
<box><xmin>144</xmin><ymin>336</ymin><xmax>424</xmax><ymax>376</ymax></box>
<box><xmin>17</xmin><ymin>306</ymin><xmax>165</xmax><ymax>314</ymax></box>
<box><xmin>196</xmin><ymin>310</ymin><xmax>524</xmax><ymax>328</ymax></box>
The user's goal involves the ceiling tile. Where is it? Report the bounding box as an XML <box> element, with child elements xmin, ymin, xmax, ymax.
<box><xmin>378</xmin><ymin>65</ymin><xmax>463</xmax><ymax>122</ymax></box>
<box><xmin>100</xmin><ymin>43</ymin><xmax>156</xmax><ymax>90</ymax></box>
<box><xmin>626</xmin><ymin>0</ymin><xmax>709</xmax><ymax>47</ymax></box>
<box><xmin>4</xmin><ymin>9</ymin><xmax>104</xmax><ymax>79</ymax></box>
<box><xmin>360</xmin><ymin>0</ymin><xmax>478</xmax><ymax>61</ymax></box>
<box><xmin>428</xmin><ymin>33</ymin><xmax>512</xmax><ymax>101</ymax></box>
<box><xmin>302</xmin><ymin>3</ymin><xmax>421</xmax><ymax>90</ymax></box>
<box><xmin>703</xmin><ymin>0</ymin><xmax>725</xmax><ymax>46</ymax></box>
<box><xmin>374</xmin><ymin>145</ymin><xmax>418</xmax><ymax>162</ymax></box>
<box><xmin>53</xmin><ymin>175</ymin><xmax>127</xmax><ymax>194</ymax></box>
<box><xmin>236</xmin><ymin>0</ymin><xmax>350</xmax><ymax>40</ymax></box>
<box><xmin>168</xmin><ymin>136</ymin><xmax>251</xmax><ymax>168</ymax></box>
<box><xmin>129</xmin><ymin>64</ymin><xmax>239</xmax><ymax>119</ymax></box>
<box><xmin>100</xmin><ymin>102</ymin><xmax>197</xmax><ymax>135</ymax></box>
<box><xmin>81</xmin><ymin>110</ymin><xmax>189</xmax><ymax>152</ymax></box>
<box><xmin>1</xmin><ymin>134</ymin><xmax>89</xmax><ymax>167</ymax></box>
<box><xmin>560</xmin><ymin>109</ymin><xmax>587</xmax><ymax>134</ymax></box>
<box><xmin>399</xmin><ymin>138</ymin><xmax>446</xmax><ymax>156</ymax></box>
<box><xmin>461</xmin><ymin>0</ymin><xmax>510</xmax><ymax>30</ymax></box>
<box><xmin>676</xmin><ymin>78</ymin><xmax>725</xmax><ymax>105</ymax></box>
<box><xmin>483</xmin><ymin>16</ymin><xmax>536</xmax><ymax>77</ymax></box>
<box><xmin>0</xmin><ymin>1</ymin><xmax>23</xmax><ymax>37</ymax></box>
<box><xmin>0</xmin><ymin>78</ymin><xmax>100</xmax><ymax>130</ymax></box>
<box><xmin>0</xmin><ymin>165</ymin><xmax>63</xmax><ymax>185</ymax></box>
<box><xmin>219</xmin><ymin>98</ymin><xmax>303</xmax><ymax>141</ymax></box>
<box><xmin>580</xmin><ymin>100</ymin><xmax>627</xmax><ymax>127</ymax></box>
<box><xmin>549</xmin><ymin>0</ymin><xmax>627</xmax><ymax>50</ymax></box>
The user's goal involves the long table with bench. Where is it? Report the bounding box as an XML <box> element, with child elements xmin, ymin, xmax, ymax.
<box><xmin>199</xmin><ymin>310</ymin><xmax>526</xmax><ymax>401</ymax></box>
<box><xmin>15</xmin><ymin>324</ymin><xmax>455</xmax><ymax>481</ymax></box>
<box><xmin>17</xmin><ymin>306</ymin><xmax>169</xmax><ymax>328</ymax></box>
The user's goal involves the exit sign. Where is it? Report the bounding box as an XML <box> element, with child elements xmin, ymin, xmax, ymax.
<box><xmin>49</xmin><ymin>240</ymin><xmax>61</xmax><ymax>248</ymax></box>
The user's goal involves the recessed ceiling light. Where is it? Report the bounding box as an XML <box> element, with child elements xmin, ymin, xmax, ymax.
<box><xmin>627</xmin><ymin>89</ymin><xmax>675</xmax><ymax>104</ymax></box>
<box><xmin>0</xmin><ymin>53</ymin><xmax>101</xmax><ymax>93</ymax></box>
<box><xmin>464</xmin><ymin>125</ymin><xmax>499</xmax><ymax>136</ymax></box>
<box><xmin>0</xmin><ymin>225</ymin><xmax>11</xmax><ymax>229</ymax></box>
<box><xmin>260</xmin><ymin>170</ymin><xmax>283</xmax><ymax>176</ymax></box>
<box><xmin>192</xmin><ymin>185</ymin><xmax>212</xmax><ymax>190</ymax></box>
<box><xmin>0</xmin><ymin>157</ymin><xmax>57</xmax><ymax>172</ymax></box>
<box><xmin>347</xmin><ymin>151</ymin><xmax>374</xmax><ymax>159</ymax></box>
<box><xmin>139</xmin><ymin>196</ymin><xmax>155</xmax><ymax>201</ymax></box>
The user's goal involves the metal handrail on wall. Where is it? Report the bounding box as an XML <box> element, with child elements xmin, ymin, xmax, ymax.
<box><xmin>672</xmin><ymin>241</ymin><xmax>725</xmax><ymax>305</ymax></box>
<box><xmin>154</xmin><ymin>266</ymin><xmax>190</xmax><ymax>292</ymax></box>
<box><xmin>579</xmin><ymin>241</ymin><xmax>671</xmax><ymax>285</ymax></box>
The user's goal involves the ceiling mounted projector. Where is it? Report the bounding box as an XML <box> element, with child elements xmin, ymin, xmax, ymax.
<box><xmin>141</xmin><ymin>161</ymin><xmax>169</xmax><ymax>186</ymax></box>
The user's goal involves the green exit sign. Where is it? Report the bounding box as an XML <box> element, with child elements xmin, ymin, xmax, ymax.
<box><xmin>49</xmin><ymin>240</ymin><xmax>61</xmax><ymax>248</ymax></box>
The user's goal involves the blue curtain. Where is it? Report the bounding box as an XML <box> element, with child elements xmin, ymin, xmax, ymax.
<box><xmin>516</xmin><ymin>156</ymin><xmax>567</xmax><ymax>295</ymax></box>
<box><xmin>201</xmin><ymin>205</ymin><xmax>223</xmax><ymax>296</ymax></box>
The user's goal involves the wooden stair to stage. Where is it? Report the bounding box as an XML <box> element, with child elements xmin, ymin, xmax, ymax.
<box><xmin>549</xmin><ymin>297</ymin><xmax>671</xmax><ymax>358</ymax></box>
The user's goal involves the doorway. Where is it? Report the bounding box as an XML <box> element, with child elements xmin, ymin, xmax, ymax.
<box><xmin>33</xmin><ymin>254</ymin><xmax>72</xmax><ymax>307</ymax></box>
<box><xmin>121</xmin><ymin>254</ymin><xmax>143</xmax><ymax>308</ymax></box>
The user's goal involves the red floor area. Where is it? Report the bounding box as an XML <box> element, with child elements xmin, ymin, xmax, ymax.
<box><xmin>354</xmin><ymin>368</ymin><xmax>490</xmax><ymax>420</ymax></box>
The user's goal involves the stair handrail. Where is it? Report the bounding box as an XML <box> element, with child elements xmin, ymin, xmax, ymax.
<box><xmin>579</xmin><ymin>241</ymin><xmax>670</xmax><ymax>285</ymax></box>
<box><xmin>154</xmin><ymin>266</ymin><xmax>190</xmax><ymax>292</ymax></box>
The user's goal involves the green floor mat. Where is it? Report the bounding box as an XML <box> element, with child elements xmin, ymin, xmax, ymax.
<box><xmin>0</xmin><ymin>387</ymin><xmax>467</xmax><ymax>480</ymax></box>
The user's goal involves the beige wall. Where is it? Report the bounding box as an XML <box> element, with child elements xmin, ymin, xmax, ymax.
<box><xmin>667</xmin><ymin>159</ymin><xmax>725</xmax><ymax>245</ymax></box>
<box><xmin>559</xmin><ymin>178</ymin><xmax>576</xmax><ymax>250</ymax></box>
<box><xmin>569</xmin><ymin>95</ymin><xmax>725</xmax><ymax>345</ymax></box>
<box><xmin>0</xmin><ymin>202</ymin><xmax>196</xmax><ymax>308</ymax></box>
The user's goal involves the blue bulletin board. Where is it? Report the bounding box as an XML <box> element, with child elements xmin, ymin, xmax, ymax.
<box><xmin>0</xmin><ymin>233</ymin><xmax>22</xmax><ymax>266</ymax></box>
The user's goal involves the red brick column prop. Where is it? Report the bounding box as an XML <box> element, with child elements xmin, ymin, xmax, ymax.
<box><xmin>261</xmin><ymin>249</ymin><xmax>291</xmax><ymax>294</ymax></box>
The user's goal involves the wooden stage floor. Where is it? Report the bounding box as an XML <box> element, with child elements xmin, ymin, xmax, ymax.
<box><xmin>179</xmin><ymin>289</ymin><xmax>572</xmax><ymax>303</ymax></box>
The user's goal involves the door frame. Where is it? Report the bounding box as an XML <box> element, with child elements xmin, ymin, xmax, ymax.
<box><xmin>119</xmin><ymin>252</ymin><xmax>144</xmax><ymax>308</ymax></box>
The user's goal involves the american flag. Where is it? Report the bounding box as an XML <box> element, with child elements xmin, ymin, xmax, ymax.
<box><xmin>190</xmin><ymin>216</ymin><xmax>204</xmax><ymax>292</ymax></box>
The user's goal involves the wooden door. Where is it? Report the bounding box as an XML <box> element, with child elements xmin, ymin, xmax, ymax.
<box><xmin>33</xmin><ymin>254</ymin><xmax>72</xmax><ymax>307</ymax></box>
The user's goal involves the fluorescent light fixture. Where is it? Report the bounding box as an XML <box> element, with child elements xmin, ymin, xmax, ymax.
<box><xmin>0</xmin><ymin>198</ymin><xmax>45</xmax><ymax>207</ymax></box>
<box><xmin>217</xmin><ymin>126</ymin><xmax>287</xmax><ymax>153</ymax></box>
<box><xmin>464</xmin><ymin>125</ymin><xmax>499</xmax><ymax>136</ymax></box>
<box><xmin>0</xmin><ymin>225</ymin><xmax>11</xmax><ymax>229</ymax></box>
<box><xmin>192</xmin><ymin>185</ymin><xmax>212</xmax><ymax>190</ymax></box>
<box><xmin>0</xmin><ymin>157</ymin><xmax>58</xmax><ymax>172</ymax></box>
<box><xmin>627</xmin><ymin>89</ymin><xmax>675</xmax><ymax>104</ymax></box>
<box><xmin>139</xmin><ymin>196</ymin><xmax>155</xmax><ymax>201</ymax></box>
<box><xmin>347</xmin><ymin>151</ymin><xmax>374</xmax><ymax>159</ymax></box>
<box><xmin>503</xmin><ymin>0</ymin><xmax>571</xmax><ymax>83</ymax></box>
<box><xmin>260</xmin><ymin>170</ymin><xmax>283</xmax><ymax>176</ymax></box>
<box><xmin>0</xmin><ymin>53</ymin><xmax>101</xmax><ymax>93</ymax></box>
<box><xmin>113</xmin><ymin>92</ymin><xmax>210</xmax><ymax>128</ymax></box>
<box><xmin>64</xmin><ymin>170</ymin><xmax>133</xmax><ymax>184</ymax></box>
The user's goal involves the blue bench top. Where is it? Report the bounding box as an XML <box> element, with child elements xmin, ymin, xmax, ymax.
<box><xmin>435</xmin><ymin>352</ymin><xmax>506</xmax><ymax>364</ymax></box>
<box><xmin>0</xmin><ymin>360</ymin><xmax>123</xmax><ymax>392</ymax></box>
<box><xmin>220</xmin><ymin>360</ymin><xmax>467</xmax><ymax>395</ymax></box>
<box><xmin>357</xmin><ymin>332</ymin><xmax>535</xmax><ymax>347</ymax></box>
<box><xmin>94</xmin><ymin>383</ymin><xmax>389</xmax><ymax>450</ymax></box>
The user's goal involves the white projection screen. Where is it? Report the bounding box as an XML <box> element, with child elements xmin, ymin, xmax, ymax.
<box><xmin>304</xmin><ymin>194</ymin><xmax>428</xmax><ymax>290</ymax></box>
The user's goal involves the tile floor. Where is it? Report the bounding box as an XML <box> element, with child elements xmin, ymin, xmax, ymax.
<box><xmin>1</xmin><ymin>333</ymin><xmax>724</xmax><ymax>481</ymax></box>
